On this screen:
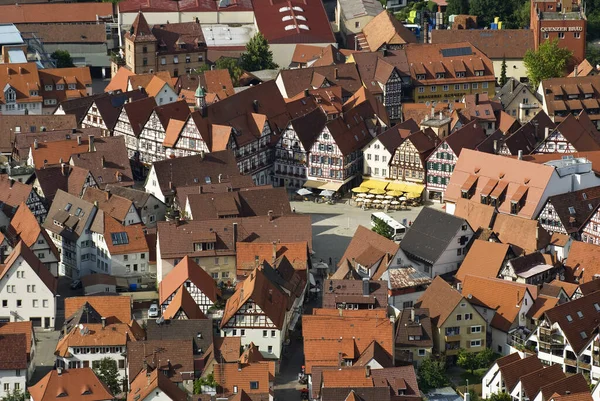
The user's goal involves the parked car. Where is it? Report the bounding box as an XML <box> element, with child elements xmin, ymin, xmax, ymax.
<box><xmin>70</xmin><ymin>280</ymin><xmax>82</xmax><ymax>290</ymax></box>
<box><xmin>148</xmin><ymin>303</ymin><xmax>160</xmax><ymax>319</ymax></box>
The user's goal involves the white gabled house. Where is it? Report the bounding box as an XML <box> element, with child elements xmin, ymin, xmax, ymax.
<box><xmin>0</xmin><ymin>242</ymin><xmax>57</xmax><ymax>329</ymax></box>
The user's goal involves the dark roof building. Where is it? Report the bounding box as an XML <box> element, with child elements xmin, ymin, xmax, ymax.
<box><xmin>322</xmin><ymin>279</ymin><xmax>388</xmax><ymax>309</ymax></box>
<box><xmin>145</xmin><ymin>319</ymin><xmax>213</xmax><ymax>354</ymax></box>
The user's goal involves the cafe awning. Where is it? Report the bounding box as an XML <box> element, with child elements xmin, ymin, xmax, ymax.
<box><xmin>360</xmin><ymin>179</ymin><xmax>388</xmax><ymax>190</ymax></box>
<box><xmin>303</xmin><ymin>180</ymin><xmax>326</xmax><ymax>189</ymax></box>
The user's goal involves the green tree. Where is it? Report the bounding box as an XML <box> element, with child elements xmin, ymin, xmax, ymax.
<box><xmin>490</xmin><ymin>392</ymin><xmax>512</xmax><ymax>401</ymax></box>
<box><xmin>446</xmin><ymin>0</ymin><xmax>470</xmax><ymax>16</ymax></box>
<box><xmin>500</xmin><ymin>58</ymin><xmax>508</xmax><ymax>87</ymax></box>
<box><xmin>418</xmin><ymin>356</ymin><xmax>448</xmax><ymax>391</ymax></box>
<box><xmin>94</xmin><ymin>357</ymin><xmax>121</xmax><ymax>395</ymax></box>
<box><xmin>2</xmin><ymin>390</ymin><xmax>28</xmax><ymax>401</ymax></box>
<box><xmin>457</xmin><ymin>349</ymin><xmax>479</xmax><ymax>374</ymax></box>
<box><xmin>468</xmin><ymin>389</ymin><xmax>480</xmax><ymax>401</ymax></box>
<box><xmin>214</xmin><ymin>58</ymin><xmax>243</xmax><ymax>86</ymax></box>
<box><xmin>239</xmin><ymin>33</ymin><xmax>278</xmax><ymax>72</ymax></box>
<box><xmin>476</xmin><ymin>347</ymin><xmax>496</xmax><ymax>368</ymax></box>
<box><xmin>524</xmin><ymin>39</ymin><xmax>573</xmax><ymax>89</ymax></box>
<box><xmin>194</xmin><ymin>373</ymin><xmax>217</xmax><ymax>394</ymax></box>
<box><xmin>372</xmin><ymin>219</ymin><xmax>394</xmax><ymax>240</ymax></box>
<box><xmin>51</xmin><ymin>50</ymin><xmax>74</xmax><ymax>68</ymax></box>
<box><xmin>587</xmin><ymin>45</ymin><xmax>600</xmax><ymax>70</ymax></box>
<box><xmin>514</xmin><ymin>0</ymin><xmax>531</xmax><ymax>28</ymax></box>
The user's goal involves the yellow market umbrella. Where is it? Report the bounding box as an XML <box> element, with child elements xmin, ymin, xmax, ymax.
<box><xmin>386</xmin><ymin>190</ymin><xmax>403</xmax><ymax>197</ymax></box>
<box><xmin>369</xmin><ymin>188</ymin><xmax>386</xmax><ymax>195</ymax></box>
<box><xmin>406</xmin><ymin>192</ymin><xmax>422</xmax><ymax>199</ymax></box>
<box><xmin>352</xmin><ymin>187</ymin><xmax>370</xmax><ymax>193</ymax></box>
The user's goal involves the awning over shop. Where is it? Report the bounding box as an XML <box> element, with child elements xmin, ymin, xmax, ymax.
<box><xmin>360</xmin><ymin>179</ymin><xmax>388</xmax><ymax>190</ymax></box>
<box><xmin>386</xmin><ymin>181</ymin><xmax>425</xmax><ymax>194</ymax></box>
<box><xmin>304</xmin><ymin>180</ymin><xmax>326</xmax><ymax>189</ymax></box>
<box><xmin>321</xmin><ymin>181</ymin><xmax>344</xmax><ymax>191</ymax></box>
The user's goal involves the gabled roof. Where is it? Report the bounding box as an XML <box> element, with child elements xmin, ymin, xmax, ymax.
<box><xmin>520</xmin><ymin>364</ymin><xmax>566</xmax><ymax>399</ymax></box>
<box><xmin>537</xmin><ymin>113</ymin><xmax>600</xmax><ymax>153</ymax></box>
<box><xmin>395</xmin><ymin>308</ymin><xmax>434</xmax><ymax>349</ymax></box>
<box><xmin>29</xmin><ymin>368</ymin><xmax>113</xmax><ymax>401</ymax></box>
<box><xmin>0</xmin><ymin>114</ymin><xmax>77</xmax><ymax>154</ymax></box>
<box><xmin>455</xmin><ymin>240</ymin><xmax>510</xmax><ymax>282</ymax></box>
<box><xmin>431</xmin><ymin>29</ymin><xmax>534</xmax><ymax>59</ymax></box>
<box><xmin>55</xmin><ymin>322</ymin><xmax>142</xmax><ymax>357</ymax></box>
<box><xmin>441</xmin><ymin>120</ymin><xmax>488</xmax><ymax>157</ymax></box>
<box><xmin>338</xmin><ymin>225</ymin><xmax>398</xmax><ymax>269</ymax></box>
<box><xmin>400</xmin><ymin>207</ymin><xmax>468</xmax><ymax>265</ymax></box>
<box><xmin>213</xmin><ymin>360</ymin><xmax>275</xmax><ymax>397</ymax></box>
<box><xmin>544</xmin><ymin>185</ymin><xmax>600</xmax><ymax>234</ymax></box>
<box><xmin>499</xmin><ymin>356</ymin><xmax>544</xmax><ymax>392</ymax></box>
<box><xmin>302</xmin><ymin>310</ymin><xmax>394</xmax><ymax>374</ymax></box>
<box><xmin>322</xmin><ymin>279</ymin><xmax>388</xmax><ymax>309</ymax></box>
<box><xmin>278</xmin><ymin>63</ymin><xmax>362</xmax><ymax>99</ymax></box>
<box><xmin>127</xmin><ymin>339</ymin><xmax>195</xmax><ymax>384</ymax></box>
<box><xmin>496</xmin><ymin>79</ymin><xmax>540</xmax><ymax>110</ymax></box>
<box><xmin>125</xmin><ymin>11</ymin><xmax>156</xmax><ymax>42</ymax></box>
<box><xmin>444</xmin><ymin>149</ymin><xmax>556</xmax><ymax>219</ymax></box>
<box><xmin>159</xmin><ymin>256</ymin><xmax>220</xmax><ymax>304</ymax></box>
<box><xmin>528</xmin><ymin>295</ymin><xmax>560</xmax><ymax>320</ymax></box>
<box><xmin>122</xmin><ymin>96</ymin><xmax>158</xmax><ymax>137</ymax></box>
<box><xmin>0</xmin><ymin>322</ymin><xmax>33</xmax><ymax>360</ymax></box>
<box><xmin>361</xmin><ymin>10</ymin><xmax>417</xmax><ymax>51</ymax></box>
<box><xmin>64</xmin><ymin>295</ymin><xmax>131</xmax><ymax>325</ymax></box>
<box><xmin>0</xmin><ymin>174</ymin><xmax>34</xmax><ymax>208</ymax></box>
<box><xmin>453</xmin><ymin>198</ymin><xmax>496</xmax><ymax>231</ymax></box>
<box><xmin>544</xmin><ymin>290</ymin><xmax>600</xmax><ymax>354</ymax></box>
<box><xmin>490</xmin><ymin>213</ymin><xmax>550</xmax><ymax>255</ymax></box>
<box><xmin>93</xmin><ymin>89</ymin><xmax>148</xmax><ymax>131</ymax></box>
<box><xmin>415</xmin><ymin>276</ymin><xmax>464</xmax><ymax>326</ymax></box>
<box><xmin>127</xmin><ymin>368</ymin><xmax>187</xmax><ymax>401</ymax></box>
<box><xmin>0</xmin><ymin>241</ymin><xmax>57</xmax><ymax>295</ymax></box>
<box><xmin>82</xmin><ymin>187</ymin><xmax>134</xmax><ymax>223</ymax></box>
<box><xmin>145</xmin><ymin>319</ymin><xmax>212</xmax><ymax>354</ymax></box>
<box><xmin>239</xmin><ymin>342</ymin><xmax>265</xmax><ymax>364</ymax></box>
<box><xmin>103</xmin><ymin>215</ymin><xmax>149</xmax><ymax>256</ymax></box>
<box><xmin>374</xmin><ymin>119</ymin><xmax>417</xmax><ymax>155</ymax></box>
<box><xmin>10</xmin><ymin>202</ymin><xmax>59</xmax><ymax>260</ymax></box>
<box><xmin>538</xmin><ymin>373</ymin><xmax>590</xmax><ymax>401</ymax></box>
<box><xmin>220</xmin><ymin>266</ymin><xmax>289</xmax><ymax>330</ymax></box>
<box><xmin>162</xmin><ymin>285</ymin><xmax>207</xmax><ymax>320</ymax></box>
<box><xmin>43</xmin><ymin>189</ymin><xmax>96</xmax><ymax>238</ymax></box>
<box><xmin>462</xmin><ymin>276</ymin><xmax>537</xmax><ymax>332</ymax></box>
<box><xmin>236</xmin><ymin>241</ymin><xmax>309</xmax><ymax>276</ymax></box>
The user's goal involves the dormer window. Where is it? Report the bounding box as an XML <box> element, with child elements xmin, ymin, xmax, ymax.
<box><xmin>56</xmin><ymin>84</ymin><xmax>65</xmax><ymax>91</ymax></box>
<box><xmin>456</xmin><ymin>72</ymin><xmax>465</xmax><ymax>78</ymax></box>
<box><xmin>416</xmin><ymin>74</ymin><xmax>426</xmax><ymax>80</ymax></box>
<box><xmin>193</xmin><ymin>242</ymin><xmax>215</xmax><ymax>251</ymax></box>
<box><xmin>44</xmin><ymin>84</ymin><xmax>53</xmax><ymax>91</ymax></box>
<box><xmin>436</xmin><ymin>73</ymin><xmax>445</xmax><ymax>79</ymax></box>
<box><xmin>4</xmin><ymin>85</ymin><xmax>16</xmax><ymax>103</ymax></box>
<box><xmin>68</xmin><ymin>83</ymin><xmax>76</xmax><ymax>90</ymax></box>
<box><xmin>474</xmin><ymin>70</ymin><xmax>484</xmax><ymax>77</ymax></box>
<box><xmin>30</xmin><ymin>90</ymin><xmax>38</xmax><ymax>96</ymax></box>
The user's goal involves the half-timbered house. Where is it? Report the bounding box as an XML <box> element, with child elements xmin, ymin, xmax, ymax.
<box><xmin>390</xmin><ymin>128</ymin><xmax>439</xmax><ymax>184</ymax></box>
<box><xmin>137</xmin><ymin>100</ymin><xmax>190</xmax><ymax>165</ymax></box>
<box><xmin>538</xmin><ymin>185</ymin><xmax>600</xmax><ymax>244</ymax></box>
<box><xmin>113</xmin><ymin>97</ymin><xmax>157</xmax><ymax>161</ymax></box>
<box><xmin>274</xmin><ymin>108</ymin><xmax>325</xmax><ymax>189</ymax></box>
<box><xmin>81</xmin><ymin>89</ymin><xmax>147</xmax><ymax>136</ymax></box>
<box><xmin>220</xmin><ymin>266</ymin><xmax>292</xmax><ymax>359</ymax></box>
<box><xmin>533</xmin><ymin>112</ymin><xmax>600</xmax><ymax>154</ymax></box>
<box><xmin>159</xmin><ymin>256</ymin><xmax>221</xmax><ymax>316</ymax></box>
<box><xmin>163</xmin><ymin>110</ymin><xmax>215</xmax><ymax>159</ymax></box>
<box><xmin>426</xmin><ymin>121</ymin><xmax>487</xmax><ymax>201</ymax></box>
<box><xmin>0</xmin><ymin>175</ymin><xmax>47</xmax><ymax>223</ymax></box>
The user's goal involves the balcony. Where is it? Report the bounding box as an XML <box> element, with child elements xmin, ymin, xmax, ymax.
<box><xmin>445</xmin><ymin>334</ymin><xmax>461</xmax><ymax>343</ymax></box>
<box><xmin>565</xmin><ymin>358</ymin><xmax>577</xmax><ymax>367</ymax></box>
<box><xmin>445</xmin><ymin>342</ymin><xmax>461</xmax><ymax>355</ymax></box>
<box><xmin>519</xmin><ymin>102</ymin><xmax>539</xmax><ymax>109</ymax></box>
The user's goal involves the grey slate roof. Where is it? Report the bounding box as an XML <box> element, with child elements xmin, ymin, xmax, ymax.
<box><xmin>338</xmin><ymin>0</ymin><xmax>382</xmax><ymax>21</ymax></box>
<box><xmin>400</xmin><ymin>207</ymin><xmax>468</xmax><ymax>265</ymax></box>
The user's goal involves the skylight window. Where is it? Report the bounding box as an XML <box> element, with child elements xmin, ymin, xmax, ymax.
<box><xmin>583</xmin><ymin>193</ymin><xmax>588</xmax><ymax>200</ymax></box>
<box><xmin>566</xmin><ymin>314</ymin><xmax>573</xmax><ymax>322</ymax></box>
<box><xmin>595</xmin><ymin>303</ymin><xmax>600</xmax><ymax>312</ymax></box>
<box><xmin>568</xmin><ymin>206</ymin><xmax>576</xmax><ymax>215</ymax></box>
<box><xmin>111</xmin><ymin>232</ymin><xmax>129</xmax><ymax>245</ymax></box>
<box><xmin>581</xmin><ymin>331</ymin><xmax>588</xmax><ymax>339</ymax></box>
<box><xmin>65</xmin><ymin>203</ymin><xmax>72</xmax><ymax>211</ymax></box>
<box><xmin>590</xmin><ymin>204</ymin><xmax>594</xmax><ymax>211</ymax></box>
<box><xmin>75</xmin><ymin>208</ymin><xmax>82</xmax><ymax>217</ymax></box>
<box><xmin>292</xmin><ymin>6</ymin><xmax>304</xmax><ymax>11</ymax></box>
<box><xmin>299</xmin><ymin>24</ymin><xmax>309</xmax><ymax>30</ymax></box>
<box><xmin>577</xmin><ymin>311</ymin><xmax>584</xmax><ymax>319</ymax></box>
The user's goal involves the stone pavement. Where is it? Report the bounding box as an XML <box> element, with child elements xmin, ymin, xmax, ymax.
<box><xmin>29</xmin><ymin>330</ymin><xmax>60</xmax><ymax>386</ymax></box>
<box><xmin>291</xmin><ymin>199</ymin><xmax>444</xmax><ymax>268</ymax></box>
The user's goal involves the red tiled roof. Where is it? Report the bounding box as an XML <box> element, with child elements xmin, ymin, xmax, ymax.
<box><xmin>64</xmin><ymin>295</ymin><xmax>131</xmax><ymax>324</ymax></box>
<box><xmin>159</xmin><ymin>256</ymin><xmax>221</xmax><ymax>304</ymax></box>
<box><xmin>29</xmin><ymin>368</ymin><xmax>113</xmax><ymax>401</ymax></box>
<box><xmin>0</xmin><ymin>241</ymin><xmax>57</xmax><ymax>295</ymax></box>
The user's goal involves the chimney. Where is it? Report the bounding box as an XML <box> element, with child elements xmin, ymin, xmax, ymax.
<box><xmin>510</xmin><ymin>79</ymin><xmax>515</xmax><ymax>93</ymax></box>
<box><xmin>304</xmin><ymin>88</ymin><xmax>309</xmax><ymax>97</ymax></box>
<box><xmin>88</xmin><ymin>135</ymin><xmax>95</xmax><ymax>152</ymax></box>
<box><xmin>237</xmin><ymin>362</ymin><xmax>242</xmax><ymax>371</ymax></box>
<box><xmin>9</xmin><ymin>179</ymin><xmax>14</xmax><ymax>188</ymax></box>
<box><xmin>362</xmin><ymin>277</ymin><xmax>369</xmax><ymax>296</ymax></box>
<box><xmin>61</xmin><ymin>163</ymin><xmax>67</xmax><ymax>176</ymax></box>
<box><xmin>232</xmin><ymin>222</ymin><xmax>238</xmax><ymax>251</ymax></box>
<box><xmin>334</xmin><ymin>68</ymin><xmax>338</xmax><ymax>80</ymax></box>
<box><xmin>338</xmin><ymin>352</ymin><xmax>343</xmax><ymax>368</ymax></box>
<box><xmin>57</xmin><ymin>367</ymin><xmax>63</xmax><ymax>376</ymax></box>
<box><xmin>518</xmin><ymin>150</ymin><xmax>523</xmax><ymax>160</ymax></box>
<box><xmin>200</xmin><ymin>150</ymin><xmax>205</xmax><ymax>160</ymax></box>
<box><xmin>272</xmin><ymin>241</ymin><xmax>277</xmax><ymax>265</ymax></box>
<box><xmin>77</xmin><ymin>135</ymin><xmax>82</xmax><ymax>145</ymax></box>
<box><xmin>410</xmin><ymin>308</ymin><xmax>415</xmax><ymax>322</ymax></box>
<box><xmin>365</xmin><ymin>365</ymin><xmax>371</xmax><ymax>377</ymax></box>
<box><xmin>252</xmin><ymin>100</ymin><xmax>259</xmax><ymax>113</ymax></box>
<box><xmin>101</xmin><ymin>317</ymin><xmax>106</xmax><ymax>329</ymax></box>
<box><xmin>101</xmin><ymin>155</ymin><xmax>105</xmax><ymax>168</ymax></box>
<box><xmin>431</xmin><ymin>107</ymin><xmax>435</xmax><ymax>118</ymax></box>
<box><xmin>34</xmin><ymin>138</ymin><xmax>38</xmax><ymax>150</ymax></box>
<box><xmin>545</xmin><ymin>126</ymin><xmax>551</xmax><ymax>139</ymax></box>
<box><xmin>464</xmin><ymin>391</ymin><xmax>471</xmax><ymax>401</ymax></box>
<box><xmin>574</xmin><ymin>65</ymin><xmax>578</xmax><ymax>77</ymax></box>
<box><xmin>268</xmin><ymin>210</ymin><xmax>274</xmax><ymax>221</ymax></box>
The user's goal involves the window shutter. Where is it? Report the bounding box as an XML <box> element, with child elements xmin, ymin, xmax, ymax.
<box><xmin>466</xmin><ymin>341</ymin><xmax>471</xmax><ymax>349</ymax></box>
<box><xmin>467</xmin><ymin>327</ymin><xmax>471</xmax><ymax>334</ymax></box>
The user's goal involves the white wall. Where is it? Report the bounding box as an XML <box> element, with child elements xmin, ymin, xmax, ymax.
<box><xmin>143</xmin><ymin>389</ymin><xmax>174</xmax><ymax>401</ymax></box>
<box><xmin>0</xmin><ymin>255</ymin><xmax>56</xmax><ymax>328</ymax></box>
<box><xmin>221</xmin><ymin>328</ymin><xmax>282</xmax><ymax>359</ymax></box>
<box><xmin>84</xmin><ymin>284</ymin><xmax>116</xmax><ymax>295</ymax></box>
<box><xmin>431</xmin><ymin>225</ymin><xmax>473</xmax><ymax>277</ymax></box>
<box><xmin>363</xmin><ymin>138</ymin><xmax>392</xmax><ymax>179</ymax></box>
<box><xmin>144</xmin><ymin>167</ymin><xmax>166</xmax><ymax>204</ymax></box>
<box><xmin>58</xmin><ymin>346</ymin><xmax>126</xmax><ymax>381</ymax></box>
<box><xmin>491</xmin><ymin>59</ymin><xmax>527</xmax><ymax>83</ymax></box>
<box><xmin>119</xmin><ymin>10</ymin><xmax>255</xmax><ymax>26</ymax></box>
<box><xmin>0</xmin><ymin>369</ymin><xmax>26</xmax><ymax>399</ymax></box>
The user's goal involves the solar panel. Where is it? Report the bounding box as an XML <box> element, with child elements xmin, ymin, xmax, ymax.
<box><xmin>111</xmin><ymin>232</ymin><xmax>129</xmax><ymax>245</ymax></box>
<box><xmin>441</xmin><ymin>47</ymin><xmax>472</xmax><ymax>58</ymax></box>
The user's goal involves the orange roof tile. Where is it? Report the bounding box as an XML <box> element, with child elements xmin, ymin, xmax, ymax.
<box><xmin>0</xmin><ymin>321</ymin><xmax>33</xmax><ymax>359</ymax></box>
<box><xmin>10</xmin><ymin>202</ymin><xmax>59</xmax><ymax>259</ymax></box>
<box><xmin>64</xmin><ymin>295</ymin><xmax>131</xmax><ymax>324</ymax></box>
<box><xmin>527</xmin><ymin>295</ymin><xmax>559</xmax><ymax>320</ymax></box>
<box><xmin>162</xmin><ymin>285</ymin><xmax>207</xmax><ymax>320</ymax></box>
<box><xmin>163</xmin><ymin>118</ymin><xmax>186</xmax><ymax>148</ymax></box>
<box><xmin>548</xmin><ymin>279</ymin><xmax>580</xmax><ymax>298</ymax></box>
<box><xmin>159</xmin><ymin>256</ymin><xmax>220</xmax><ymax>304</ymax></box>
<box><xmin>564</xmin><ymin>240</ymin><xmax>600</xmax><ymax>283</ymax></box>
<box><xmin>302</xmin><ymin>311</ymin><xmax>394</xmax><ymax>374</ymax></box>
<box><xmin>214</xmin><ymin>361</ymin><xmax>275</xmax><ymax>397</ymax></box>
<box><xmin>0</xmin><ymin>241</ymin><xmax>57</xmax><ymax>295</ymax></box>
<box><xmin>30</xmin><ymin>138</ymin><xmax>89</xmax><ymax>167</ymax></box>
<box><xmin>103</xmin><ymin>215</ymin><xmax>149</xmax><ymax>255</ymax></box>
<box><xmin>416</xmin><ymin>276</ymin><xmax>464</xmax><ymax>326</ymax></box>
<box><xmin>322</xmin><ymin>369</ymin><xmax>374</xmax><ymax>387</ymax></box>
<box><xmin>55</xmin><ymin>323</ymin><xmax>137</xmax><ymax>357</ymax></box>
<box><xmin>105</xmin><ymin>67</ymin><xmax>134</xmax><ymax>93</ymax></box>
<box><xmin>0</xmin><ymin>63</ymin><xmax>42</xmax><ymax>105</ymax></box>
<box><xmin>236</xmin><ymin>242</ymin><xmax>309</xmax><ymax>276</ymax></box>
<box><xmin>455</xmin><ymin>240</ymin><xmax>510</xmax><ymax>282</ymax></box>
<box><xmin>127</xmin><ymin>368</ymin><xmax>187</xmax><ymax>401</ymax></box>
<box><xmin>29</xmin><ymin>368</ymin><xmax>113</xmax><ymax>401</ymax></box>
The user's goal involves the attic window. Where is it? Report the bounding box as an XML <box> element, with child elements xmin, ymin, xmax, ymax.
<box><xmin>566</xmin><ymin>314</ymin><xmax>573</xmax><ymax>322</ymax></box>
<box><xmin>205</xmin><ymin>176</ymin><xmax>212</xmax><ymax>184</ymax></box>
<box><xmin>75</xmin><ymin>207</ymin><xmax>82</xmax><ymax>217</ymax></box>
<box><xmin>568</xmin><ymin>207</ymin><xmax>576</xmax><ymax>215</ymax></box>
<box><xmin>111</xmin><ymin>232</ymin><xmax>129</xmax><ymax>245</ymax></box>
<box><xmin>577</xmin><ymin>311</ymin><xmax>584</xmax><ymax>319</ymax></box>
<box><xmin>581</xmin><ymin>331</ymin><xmax>588</xmax><ymax>339</ymax></box>
<box><xmin>590</xmin><ymin>204</ymin><xmax>594</xmax><ymax>211</ymax></box>
<box><xmin>65</xmin><ymin>203</ymin><xmax>72</xmax><ymax>211</ymax></box>
<box><xmin>583</xmin><ymin>193</ymin><xmax>588</xmax><ymax>200</ymax></box>
<box><xmin>595</xmin><ymin>303</ymin><xmax>600</xmax><ymax>312</ymax></box>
